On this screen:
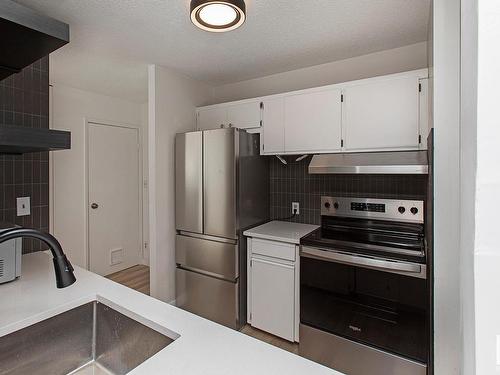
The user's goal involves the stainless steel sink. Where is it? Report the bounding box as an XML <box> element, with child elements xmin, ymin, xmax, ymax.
<box><xmin>0</xmin><ymin>301</ymin><xmax>176</xmax><ymax>375</ymax></box>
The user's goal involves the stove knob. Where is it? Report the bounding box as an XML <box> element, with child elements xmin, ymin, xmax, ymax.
<box><xmin>333</xmin><ymin>202</ymin><xmax>339</xmax><ymax>209</ymax></box>
<box><xmin>398</xmin><ymin>206</ymin><xmax>406</xmax><ymax>214</ymax></box>
<box><xmin>410</xmin><ymin>207</ymin><xmax>419</xmax><ymax>215</ymax></box>
<box><xmin>324</xmin><ymin>202</ymin><xmax>331</xmax><ymax>209</ymax></box>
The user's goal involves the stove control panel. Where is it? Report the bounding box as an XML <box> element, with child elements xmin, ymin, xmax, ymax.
<box><xmin>321</xmin><ymin>196</ymin><xmax>424</xmax><ymax>224</ymax></box>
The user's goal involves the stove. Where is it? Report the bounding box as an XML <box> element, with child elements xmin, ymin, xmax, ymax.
<box><xmin>299</xmin><ymin>196</ymin><xmax>428</xmax><ymax>375</ymax></box>
<box><xmin>301</xmin><ymin>196</ymin><xmax>426</xmax><ymax>265</ymax></box>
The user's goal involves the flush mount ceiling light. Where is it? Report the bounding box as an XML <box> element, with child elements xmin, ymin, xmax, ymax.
<box><xmin>190</xmin><ymin>0</ymin><xmax>246</xmax><ymax>32</ymax></box>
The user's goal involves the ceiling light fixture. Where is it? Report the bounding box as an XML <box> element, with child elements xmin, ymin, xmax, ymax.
<box><xmin>190</xmin><ymin>0</ymin><xmax>246</xmax><ymax>32</ymax></box>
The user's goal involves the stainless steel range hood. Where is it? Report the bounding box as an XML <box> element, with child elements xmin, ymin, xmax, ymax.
<box><xmin>0</xmin><ymin>0</ymin><xmax>69</xmax><ymax>80</ymax></box>
<box><xmin>308</xmin><ymin>151</ymin><xmax>428</xmax><ymax>175</ymax></box>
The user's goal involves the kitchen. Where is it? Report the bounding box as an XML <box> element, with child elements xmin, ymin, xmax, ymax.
<box><xmin>0</xmin><ymin>1</ymin><xmax>496</xmax><ymax>374</ymax></box>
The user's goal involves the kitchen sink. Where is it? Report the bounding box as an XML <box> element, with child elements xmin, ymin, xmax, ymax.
<box><xmin>0</xmin><ymin>301</ymin><xmax>176</xmax><ymax>375</ymax></box>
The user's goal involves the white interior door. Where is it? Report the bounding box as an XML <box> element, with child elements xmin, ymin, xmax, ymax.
<box><xmin>88</xmin><ymin>122</ymin><xmax>141</xmax><ymax>276</ymax></box>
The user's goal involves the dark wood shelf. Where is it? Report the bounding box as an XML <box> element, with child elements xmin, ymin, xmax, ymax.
<box><xmin>0</xmin><ymin>125</ymin><xmax>71</xmax><ymax>154</ymax></box>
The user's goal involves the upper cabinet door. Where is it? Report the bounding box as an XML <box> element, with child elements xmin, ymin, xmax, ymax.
<box><xmin>197</xmin><ymin>106</ymin><xmax>227</xmax><ymax>130</ymax></box>
<box><xmin>226</xmin><ymin>101</ymin><xmax>261</xmax><ymax>129</ymax></box>
<box><xmin>284</xmin><ymin>89</ymin><xmax>342</xmax><ymax>153</ymax></box>
<box><xmin>343</xmin><ymin>76</ymin><xmax>420</xmax><ymax>151</ymax></box>
<box><xmin>261</xmin><ymin>97</ymin><xmax>285</xmax><ymax>154</ymax></box>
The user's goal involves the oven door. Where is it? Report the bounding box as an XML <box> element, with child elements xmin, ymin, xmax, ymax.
<box><xmin>300</xmin><ymin>246</ymin><xmax>429</xmax><ymax>368</ymax></box>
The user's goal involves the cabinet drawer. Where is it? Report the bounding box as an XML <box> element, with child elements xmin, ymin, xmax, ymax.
<box><xmin>251</xmin><ymin>238</ymin><xmax>295</xmax><ymax>261</ymax></box>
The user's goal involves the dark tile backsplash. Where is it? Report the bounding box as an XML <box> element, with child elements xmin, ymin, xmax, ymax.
<box><xmin>0</xmin><ymin>57</ymin><xmax>50</xmax><ymax>253</ymax></box>
<box><xmin>269</xmin><ymin>155</ymin><xmax>428</xmax><ymax>225</ymax></box>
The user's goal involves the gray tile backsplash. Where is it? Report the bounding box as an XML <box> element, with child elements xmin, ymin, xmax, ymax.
<box><xmin>0</xmin><ymin>57</ymin><xmax>50</xmax><ymax>253</ymax></box>
<box><xmin>269</xmin><ymin>155</ymin><xmax>428</xmax><ymax>225</ymax></box>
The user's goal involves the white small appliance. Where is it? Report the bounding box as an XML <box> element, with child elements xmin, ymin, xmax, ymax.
<box><xmin>0</xmin><ymin>223</ymin><xmax>22</xmax><ymax>284</ymax></box>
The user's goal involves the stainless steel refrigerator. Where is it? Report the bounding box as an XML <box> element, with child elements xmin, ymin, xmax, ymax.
<box><xmin>175</xmin><ymin>128</ymin><xmax>269</xmax><ymax>329</ymax></box>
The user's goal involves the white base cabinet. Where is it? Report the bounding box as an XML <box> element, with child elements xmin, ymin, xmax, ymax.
<box><xmin>250</xmin><ymin>257</ymin><xmax>295</xmax><ymax>341</ymax></box>
<box><xmin>247</xmin><ymin>237</ymin><xmax>300</xmax><ymax>342</ymax></box>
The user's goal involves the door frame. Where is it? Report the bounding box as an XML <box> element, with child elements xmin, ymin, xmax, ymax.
<box><xmin>84</xmin><ymin>118</ymin><xmax>145</xmax><ymax>271</ymax></box>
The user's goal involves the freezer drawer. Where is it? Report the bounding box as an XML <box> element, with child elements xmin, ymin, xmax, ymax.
<box><xmin>175</xmin><ymin>234</ymin><xmax>238</xmax><ymax>280</ymax></box>
<box><xmin>176</xmin><ymin>268</ymin><xmax>238</xmax><ymax>329</ymax></box>
<box><xmin>175</xmin><ymin>131</ymin><xmax>203</xmax><ymax>234</ymax></box>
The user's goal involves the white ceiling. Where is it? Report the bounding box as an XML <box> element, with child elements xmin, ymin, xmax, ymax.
<box><xmin>15</xmin><ymin>0</ymin><xmax>430</xmax><ymax>103</ymax></box>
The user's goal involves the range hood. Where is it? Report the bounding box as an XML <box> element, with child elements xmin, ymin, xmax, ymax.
<box><xmin>0</xmin><ymin>0</ymin><xmax>69</xmax><ymax>80</ymax></box>
<box><xmin>0</xmin><ymin>125</ymin><xmax>71</xmax><ymax>154</ymax></box>
<box><xmin>308</xmin><ymin>151</ymin><xmax>428</xmax><ymax>175</ymax></box>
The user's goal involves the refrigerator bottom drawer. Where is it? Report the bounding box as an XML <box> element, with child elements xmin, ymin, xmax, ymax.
<box><xmin>176</xmin><ymin>268</ymin><xmax>238</xmax><ymax>329</ymax></box>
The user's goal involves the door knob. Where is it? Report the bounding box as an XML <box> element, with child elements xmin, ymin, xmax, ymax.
<box><xmin>91</xmin><ymin>203</ymin><xmax>99</xmax><ymax>209</ymax></box>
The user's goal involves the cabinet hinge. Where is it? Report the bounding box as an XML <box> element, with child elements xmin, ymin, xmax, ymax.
<box><xmin>250</xmin><ymin>313</ymin><xmax>252</xmax><ymax>320</ymax></box>
<box><xmin>260</xmin><ymin>120</ymin><xmax>262</xmax><ymax>126</ymax></box>
<box><xmin>262</xmin><ymin>144</ymin><xmax>264</xmax><ymax>151</ymax></box>
<box><xmin>260</xmin><ymin>101</ymin><xmax>264</xmax><ymax>109</ymax></box>
<box><xmin>341</xmin><ymin>94</ymin><xmax>344</xmax><ymax>103</ymax></box>
<box><xmin>341</xmin><ymin>139</ymin><xmax>344</xmax><ymax>148</ymax></box>
<box><xmin>419</xmin><ymin>83</ymin><xmax>422</xmax><ymax>92</ymax></box>
<box><xmin>418</xmin><ymin>135</ymin><xmax>422</xmax><ymax>144</ymax></box>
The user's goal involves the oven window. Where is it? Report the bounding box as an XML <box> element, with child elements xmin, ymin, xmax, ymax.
<box><xmin>300</xmin><ymin>256</ymin><xmax>429</xmax><ymax>364</ymax></box>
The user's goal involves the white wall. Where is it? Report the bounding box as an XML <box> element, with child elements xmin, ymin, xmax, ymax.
<box><xmin>473</xmin><ymin>0</ymin><xmax>500</xmax><ymax>373</ymax></box>
<box><xmin>432</xmin><ymin>0</ymin><xmax>462</xmax><ymax>374</ymax></box>
<box><xmin>50</xmin><ymin>84</ymin><xmax>146</xmax><ymax>269</ymax></box>
<box><xmin>460</xmin><ymin>0</ymin><xmax>478</xmax><ymax>373</ymax></box>
<box><xmin>148</xmin><ymin>65</ymin><xmax>212</xmax><ymax>303</ymax></box>
<box><xmin>211</xmin><ymin>42</ymin><xmax>428</xmax><ymax>103</ymax></box>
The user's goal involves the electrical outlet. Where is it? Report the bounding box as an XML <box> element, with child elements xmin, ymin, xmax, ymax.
<box><xmin>292</xmin><ymin>202</ymin><xmax>300</xmax><ymax>215</ymax></box>
<box><xmin>16</xmin><ymin>197</ymin><xmax>30</xmax><ymax>216</ymax></box>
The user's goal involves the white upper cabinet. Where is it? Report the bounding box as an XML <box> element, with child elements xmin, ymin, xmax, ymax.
<box><xmin>284</xmin><ymin>89</ymin><xmax>342</xmax><ymax>153</ymax></box>
<box><xmin>196</xmin><ymin>69</ymin><xmax>429</xmax><ymax>154</ymax></box>
<box><xmin>197</xmin><ymin>106</ymin><xmax>227</xmax><ymax>130</ymax></box>
<box><xmin>226</xmin><ymin>101</ymin><xmax>261</xmax><ymax>129</ymax></box>
<box><xmin>197</xmin><ymin>100</ymin><xmax>261</xmax><ymax>130</ymax></box>
<box><xmin>342</xmin><ymin>75</ymin><xmax>421</xmax><ymax>151</ymax></box>
<box><xmin>261</xmin><ymin>97</ymin><xmax>284</xmax><ymax>154</ymax></box>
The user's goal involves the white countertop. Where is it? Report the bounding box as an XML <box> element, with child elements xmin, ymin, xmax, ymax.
<box><xmin>0</xmin><ymin>252</ymin><xmax>338</xmax><ymax>375</ymax></box>
<box><xmin>244</xmin><ymin>220</ymin><xmax>319</xmax><ymax>244</ymax></box>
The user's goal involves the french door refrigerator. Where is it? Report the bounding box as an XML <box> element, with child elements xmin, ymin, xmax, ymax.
<box><xmin>175</xmin><ymin>128</ymin><xmax>269</xmax><ymax>329</ymax></box>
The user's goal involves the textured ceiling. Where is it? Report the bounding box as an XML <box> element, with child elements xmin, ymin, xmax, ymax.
<box><xmin>15</xmin><ymin>0</ymin><xmax>430</xmax><ymax>102</ymax></box>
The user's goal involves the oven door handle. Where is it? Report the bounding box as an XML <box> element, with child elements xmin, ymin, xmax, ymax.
<box><xmin>300</xmin><ymin>246</ymin><xmax>426</xmax><ymax>279</ymax></box>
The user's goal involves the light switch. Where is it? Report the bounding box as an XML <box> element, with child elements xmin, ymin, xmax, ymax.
<box><xmin>16</xmin><ymin>197</ymin><xmax>30</xmax><ymax>216</ymax></box>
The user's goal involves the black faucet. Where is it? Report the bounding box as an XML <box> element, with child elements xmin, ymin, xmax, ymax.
<box><xmin>0</xmin><ymin>228</ymin><xmax>76</xmax><ymax>288</ymax></box>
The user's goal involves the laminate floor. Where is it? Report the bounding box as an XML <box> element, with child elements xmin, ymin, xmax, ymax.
<box><xmin>240</xmin><ymin>324</ymin><xmax>299</xmax><ymax>355</ymax></box>
<box><xmin>106</xmin><ymin>265</ymin><xmax>150</xmax><ymax>295</ymax></box>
